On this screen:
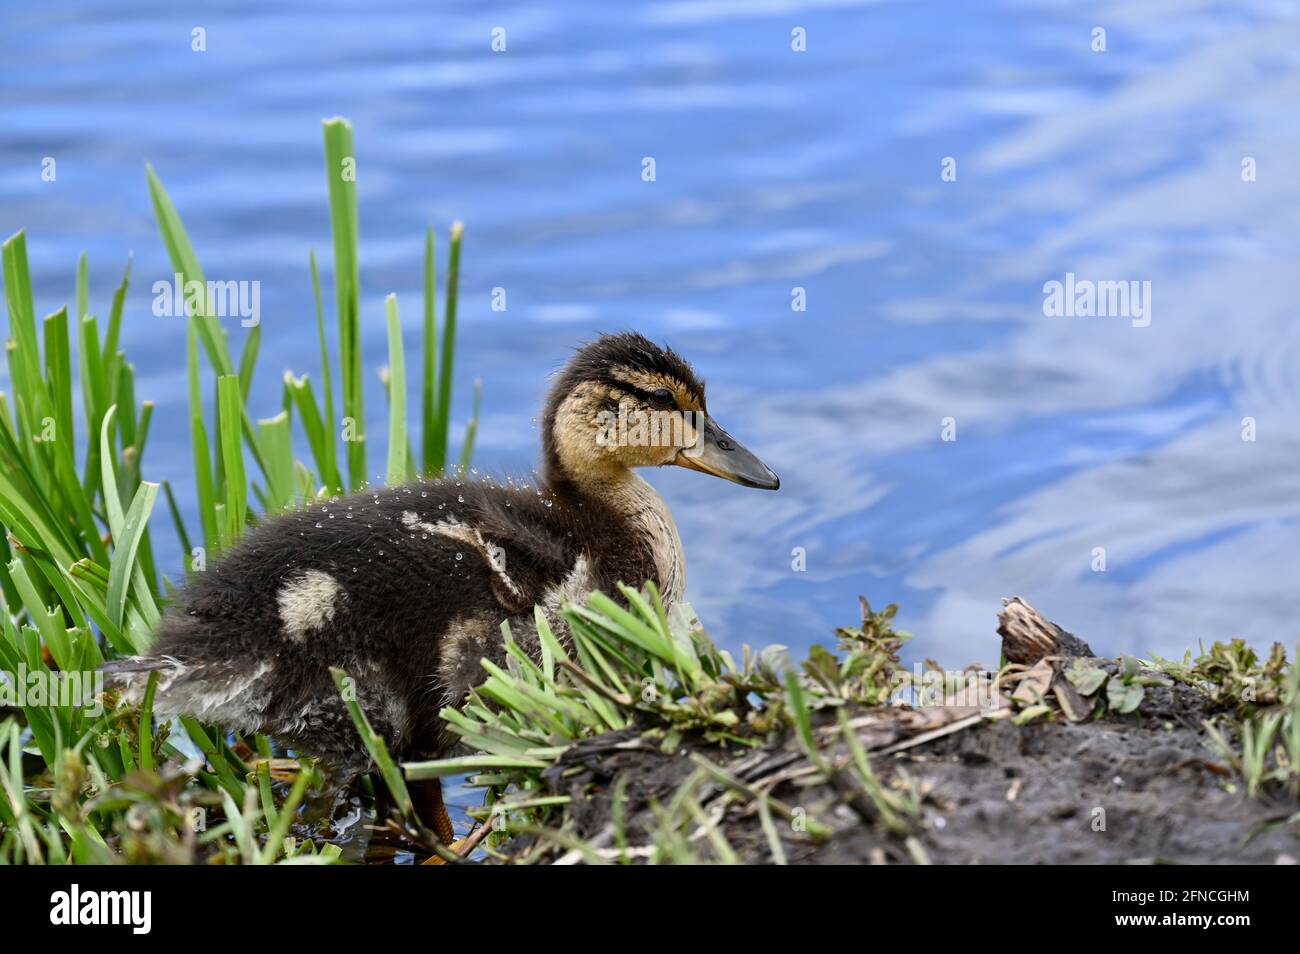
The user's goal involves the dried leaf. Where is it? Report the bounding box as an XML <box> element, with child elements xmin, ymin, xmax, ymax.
<box><xmin>1053</xmin><ymin>676</ymin><xmax>1096</xmax><ymax>722</ymax></box>
<box><xmin>1011</xmin><ymin>659</ymin><xmax>1055</xmax><ymax>707</ymax></box>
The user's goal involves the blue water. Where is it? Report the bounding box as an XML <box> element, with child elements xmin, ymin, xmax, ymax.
<box><xmin>4</xmin><ymin>0</ymin><xmax>1300</xmax><ymax>671</ymax></box>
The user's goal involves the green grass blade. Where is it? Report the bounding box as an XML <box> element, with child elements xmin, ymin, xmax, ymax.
<box><xmin>77</xmin><ymin>314</ymin><xmax>106</xmax><ymax>493</ymax></box>
<box><xmin>404</xmin><ymin>753</ymin><xmax>548</xmax><ymax>780</ymax></box>
<box><xmin>43</xmin><ymin>307</ymin><xmax>74</xmax><ymax>459</ymax></box>
<box><xmin>105</xmin><ymin>480</ymin><xmax>159</xmax><ymax>642</ymax></box>
<box><xmin>257</xmin><ymin>410</ymin><xmax>295</xmax><ymax>512</ymax></box>
<box><xmin>429</xmin><ymin>221</ymin><xmax>462</xmax><ymax>474</ymax></box>
<box><xmin>186</xmin><ymin>323</ymin><xmax>218</xmax><ymax>550</ymax></box>
<box><xmin>308</xmin><ymin>250</ymin><xmax>340</xmax><ymax>494</ymax></box>
<box><xmin>238</xmin><ymin>321</ymin><xmax>261</xmax><ymax>400</ymax></box>
<box><xmin>329</xmin><ymin>667</ymin><xmax>425</xmax><ymax>831</ymax></box>
<box><xmin>138</xmin><ymin>671</ymin><xmax>159</xmax><ymax>774</ymax></box>
<box><xmin>384</xmin><ymin>294</ymin><xmax>407</xmax><ymax>485</ymax></box>
<box><xmin>217</xmin><ymin>375</ymin><xmax>247</xmax><ymax>543</ymax></box>
<box><xmin>147</xmin><ymin>165</ymin><xmax>268</xmax><ymax>481</ymax></box>
<box><xmin>4</xmin><ymin>235</ymin><xmax>108</xmax><ymax>563</ymax></box>
<box><xmin>102</xmin><ymin>256</ymin><xmax>130</xmax><ymax>399</ymax></box>
<box><xmin>75</xmin><ymin>252</ymin><xmax>88</xmax><ymax>320</ymax></box>
<box><xmin>2</xmin><ymin>232</ymin><xmax>42</xmax><ymax>430</ymax></box>
<box><xmin>98</xmin><ymin>405</ymin><xmax>125</xmax><ymax>531</ymax></box>
<box><xmin>321</xmin><ymin>118</ymin><xmax>364</xmax><ymax>489</ymax></box>
<box><xmin>284</xmin><ymin>371</ymin><xmax>331</xmax><ymax>485</ymax></box>
<box><xmin>146</xmin><ymin>166</ymin><xmax>225</xmax><ymax>372</ymax></box>
<box><xmin>258</xmin><ymin>764</ymin><xmax>315</xmax><ymax>865</ymax></box>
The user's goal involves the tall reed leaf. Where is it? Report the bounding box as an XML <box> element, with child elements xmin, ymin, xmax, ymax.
<box><xmin>384</xmin><ymin>294</ymin><xmax>407</xmax><ymax>485</ymax></box>
<box><xmin>322</xmin><ymin>118</ymin><xmax>364</xmax><ymax>489</ymax></box>
<box><xmin>429</xmin><ymin>222</ymin><xmax>463</xmax><ymax>474</ymax></box>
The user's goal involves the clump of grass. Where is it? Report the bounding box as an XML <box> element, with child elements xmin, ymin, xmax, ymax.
<box><xmin>403</xmin><ymin>584</ymin><xmax>745</xmax><ymax>800</ymax></box>
<box><xmin>0</xmin><ymin>117</ymin><xmax>474</xmax><ymax>863</ymax></box>
<box><xmin>802</xmin><ymin>597</ymin><xmax>909</xmax><ymax>707</ymax></box>
<box><xmin>1192</xmin><ymin>639</ymin><xmax>1289</xmax><ymax>710</ymax></box>
<box><xmin>1142</xmin><ymin>638</ymin><xmax>1300</xmax><ymax>798</ymax></box>
<box><xmin>402</xmin><ymin>591</ymin><xmax>914</xmax><ymax>861</ymax></box>
<box><xmin>1202</xmin><ymin>644</ymin><xmax>1300</xmax><ymax>798</ymax></box>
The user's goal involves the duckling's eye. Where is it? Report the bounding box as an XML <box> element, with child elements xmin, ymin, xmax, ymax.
<box><xmin>650</xmin><ymin>388</ymin><xmax>674</xmax><ymax>407</ymax></box>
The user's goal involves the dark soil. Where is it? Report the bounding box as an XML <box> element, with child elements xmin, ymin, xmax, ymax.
<box><xmin>535</xmin><ymin>684</ymin><xmax>1300</xmax><ymax>864</ymax></box>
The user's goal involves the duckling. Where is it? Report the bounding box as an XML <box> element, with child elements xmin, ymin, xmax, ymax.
<box><xmin>105</xmin><ymin>331</ymin><xmax>778</xmax><ymax>846</ymax></box>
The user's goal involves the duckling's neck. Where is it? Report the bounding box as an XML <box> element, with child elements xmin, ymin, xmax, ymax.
<box><xmin>551</xmin><ymin>465</ymin><xmax>686</xmax><ymax>605</ymax></box>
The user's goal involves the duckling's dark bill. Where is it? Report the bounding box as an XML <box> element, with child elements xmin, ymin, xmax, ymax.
<box><xmin>674</xmin><ymin>415</ymin><xmax>780</xmax><ymax>490</ymax></box>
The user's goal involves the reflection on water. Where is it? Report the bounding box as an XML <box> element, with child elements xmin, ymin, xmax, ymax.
<box><xmin>3</xmin><ymin>0</ymin><xmax>1298</xmax><ymax>682</ymax></box>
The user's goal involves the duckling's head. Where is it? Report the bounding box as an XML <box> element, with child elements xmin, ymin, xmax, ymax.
<box><xmin>542</xmin><ymin>331</ymin><xmax>779</xmax><ymax>492</ymax></box>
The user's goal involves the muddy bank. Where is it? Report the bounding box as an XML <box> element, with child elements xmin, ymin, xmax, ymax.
<box><xmin>503</xmin><ymin>600</ymin><xmax>1300</xmax><ymax>865</ymax></box>
<box><xmin>527</xmin><ymin>684</ymin><xmax>1295</xmax><ymax>865</ymax></box>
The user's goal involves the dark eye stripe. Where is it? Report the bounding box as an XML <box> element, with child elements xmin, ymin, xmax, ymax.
<box><xmin>599</xmin><ymin>376</ymin><xmax>674</xmax><ymax>408</ymax></box>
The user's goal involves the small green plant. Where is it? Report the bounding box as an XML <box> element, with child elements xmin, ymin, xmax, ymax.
<box><xmin>802</xmin><ymin>598</ymin><xmax>908</xmax><ymax>706</ymax></box>
<box><xmin>1193</xmin><ymin>639</ymin><xmax>1289</xmax><ymax>710</ymax></box>
<box><xmin>1203</xmin><ymin>644</ymin><xmax>1299</xmax><ymax>798</ymax></box>
<box><xmin>1062</xmin><ymin>655</ymin><xmax>1170</xmax><ymax>716</ymax></box>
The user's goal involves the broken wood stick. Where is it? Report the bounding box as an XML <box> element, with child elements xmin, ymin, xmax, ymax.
<box><xmin>997</xmin><ymin>596</ymin><xmax>1094</xmax><ymax>665</ymax></box>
